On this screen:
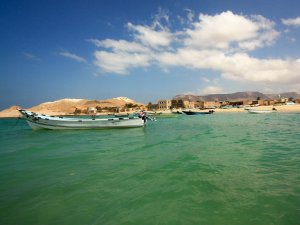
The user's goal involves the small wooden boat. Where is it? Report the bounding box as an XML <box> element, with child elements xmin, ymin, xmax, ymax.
<box><xmin>182</xmin><ymin>110</ymin><xmax>214</xmax><ymax>115</ymax></box>
<box><xmin>247</xmin><ymin>108</ymin><xmax>277</xmax><ymax>114</ymax></box>
<box><xmin>18</xmin><ymin>109</ymin><xmax>145</xmax><ymax>130</ymax></box>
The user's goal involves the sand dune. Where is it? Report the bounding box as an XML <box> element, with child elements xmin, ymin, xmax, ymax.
<box><xmin>0</xmin><ymin>105</ymin><xmax>22</xmax><ymax>118</ymax></box>
<box><xmin>0</xmin><ymin>97</ymin><xmax>144</xmax><ymax>118</ymax></box>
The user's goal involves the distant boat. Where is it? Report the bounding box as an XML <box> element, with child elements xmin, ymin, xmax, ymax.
<box><xmin>182</xmin><ymin>110</ymin><xmax>214</xmax><ymax>115</ymax></box>
<box><xmin>172</xmin><ymin>110</ymin><xmax>183</xmax><ymax>114</ymax></box>
<box><xmin>114</xmin><ymin>113</ymin><xmax>130</xmax><ymax>118</ymax></box>
<box><xmin>286</xmin><ymin>102</ymin><xmax>295</xmax><ymax>105</ymax></box>
<box><xmin>247</xmin><ymin>108</ymin><xmax>277</xmax><ymax>114</ymax></box>
<box><xmin>221</xmin><ymin>105</ymin><xmax>233</xmax><ymax>109</ymax></box>
<box><xmin>18</xmin><ymin>109</ymin><xmax>145</xmax><ymax>130</ymax></box>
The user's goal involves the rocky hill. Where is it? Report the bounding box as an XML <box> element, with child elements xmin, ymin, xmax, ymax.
<box><xmin>0</xmin><ymin>97</ymin><xmax>144</xmax><ymax>118</ymax></box>
<box><xmin>173</xmin><ymin>91</ymin><xmax>271</xmax><ymax>102</ymax></box>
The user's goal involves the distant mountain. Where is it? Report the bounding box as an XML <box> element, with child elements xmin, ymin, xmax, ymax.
<box><xmin>173</xmin><ymin>91</ymin><xmax>271</xmax><ymax>102</ymax></box>
<box><xmin>266</xmin><ymin>92</ymin><xmax>300</xmax><ymax>99</ymax></box>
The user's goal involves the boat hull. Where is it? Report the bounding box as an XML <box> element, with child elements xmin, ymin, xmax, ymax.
<box><xmin>247</xmin><ymin>110</ymin><xmax>275</xmax><ymax>114</ymax></box>
<box><xmin>182</xmin><ymin>110</ymin><xmax>214</xmax><ymax>115</ymax></box>
<box><xmin>19</xmin><ymin>110</ymin><xmax>145</xmax><ymax>130</ymax></box>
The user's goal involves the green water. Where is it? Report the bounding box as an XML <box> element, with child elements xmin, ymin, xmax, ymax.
<box><xmin>0</xmin><ymin>113</ymin><xmax>300</xmax><ymax>225</ymax></box>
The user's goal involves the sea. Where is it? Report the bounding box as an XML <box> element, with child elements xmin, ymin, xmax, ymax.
<box><xmin>0</xmin><ymin>112</ymin><xmax>300</xmax><ymax>225</ymax></box>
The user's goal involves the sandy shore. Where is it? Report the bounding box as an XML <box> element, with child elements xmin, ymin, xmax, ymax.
<box><xmin>214</xmin><ymin>104</ymin><xmax>300</xmax><ymax>113</ymax></box>
<box><xmin>154</xmin><ymin>104</ymin><xmax>300</xmax><ymax>114</ymax></box>
<box><xmin>1</xmin><ymin>104</ymin><xmax>300</xmax><ymax>118</ymax></box>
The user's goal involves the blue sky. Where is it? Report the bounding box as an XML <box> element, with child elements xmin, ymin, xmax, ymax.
<box><xmin>1</xmin><ymin>0</ymin><xmax>300</xmax><ymax>109</ymax></box>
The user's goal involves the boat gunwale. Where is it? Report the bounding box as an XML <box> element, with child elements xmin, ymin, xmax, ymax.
<box><xmin>19</xmin><ymin>110</ymin><xmax>140</xmax><ymax>122</ymax></box>
<box><xmin>18</xmin><ymin>109</ymin><xmax>145</xmax><ymax>129</ymax></box>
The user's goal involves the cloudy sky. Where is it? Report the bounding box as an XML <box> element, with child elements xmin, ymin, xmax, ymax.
<box><xmin>1</xmin><ymin>0</ymin><xmax>300</xmax><ymax>109</ymax></box>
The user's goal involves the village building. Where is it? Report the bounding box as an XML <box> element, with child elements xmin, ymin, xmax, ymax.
<box><xmin>171</xmin><ymin>99</ymin><xmax>185</xmax><ymax>109</ymax></box>
<box><xmin>250</xmin><ymin>100</ymin><xmax>265</xmax><ymax>106</ymax></box>
<box><xmin>203</xmin><ymin>101</ymin><xmax>221</xmax><ymax>109</ymax></box>
<box><xmin>87</xmin><ymin>107</ymin><xmax>97</xmax><ymax>114</ymax></box>
<box><xmin>194</xmin><ymin>101</ymin><xmax>203</xmax><ymax>108</ymax></box>
<box><xmin>147</xmin><ymin>103</ymin><xmax>159</xmax><ymax>111</ymax></box>
<box><xmin>155</xmin><ymin>95</ymin><xmax>296</xmax><ymax>110</ymax></box>
<box><xmin>227</xmin><ymin>100</ymin><xmax>244</xmax><ymax>106</ymax></box>
<box><xmin>262</xmin><ymin>100</ymin><xmax>276</xmax><ymax>106</ymax></box>
<box><xmin>183</xmin><ymin>101</ymin><xmax>195</xmax><ymax>109</ymax></box>
<box><xmin>158</xmin><ymin>100</ymin><xmax>172</xmax><ymax>110</ymax></box>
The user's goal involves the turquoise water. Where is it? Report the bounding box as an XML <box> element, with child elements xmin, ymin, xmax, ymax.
<box><xmin>0</xmin><ymin>113</ymin><xmax>300</xmax><ymax>225</ymax></box>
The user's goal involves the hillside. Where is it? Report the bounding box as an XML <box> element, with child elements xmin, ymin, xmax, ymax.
<box><xmin>0</xmin><ymin>97</ymin><xmax>144</xmax><ymax>118</ymax></box>
<box><xmin>0</xmin><ymin>105</ymin><xmax>22</xmax><ymax>118</ymax></box>
<box><xmin>173</xmin><ymin>91</ymin><xmax>271</xmax><ymax>102</ymax></box>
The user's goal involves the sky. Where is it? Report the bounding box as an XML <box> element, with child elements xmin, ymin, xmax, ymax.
<box><xmin>1</xmin><ymin>0</ymin><xmax>300</xmax><ymax>109</ymax></box>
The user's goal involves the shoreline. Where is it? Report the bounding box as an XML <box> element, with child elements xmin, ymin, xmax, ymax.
<box><xmin>151</xmin><ymin>104</ymin><xmax>300</xmax><ymax>114</ymax></box>
<box><xmin>213</xmin><ymin>104</ymin><xmax>300</xmax><ymax>113</ymax></box>
<box><xmin>1</xmin><ymin>104</ymin><xmax>300</xmax><ymax>118</ymax></box>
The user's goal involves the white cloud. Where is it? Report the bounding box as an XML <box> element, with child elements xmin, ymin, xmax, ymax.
<box><xmin>184</xmin><ymin>11</ymin><xmax>258</xmax><ymax>49</ymax></box>
<box><xmin>127</xmin><ymin>22</ymin><xmax>173</xmax><ymax>48</ymax></box>
<box><xmin>158</xmin><ymin>48</ymin><xmax>300</xmax><ymax>83</ymax></box>
<box><xmin>23</xmin><ymin>52</ymin><xmax>41</xmax><ymax>61</ymax></box>
<box><xmin>219</xmin><ymin>54</ymin><xmax>300</xmax><ymax>83</ymax></box>
<box><xmin>89</xmin><ymin>20</ymin><xmax>173</xmax><ymax>74</ymax></box>
<box><xmin>184</xmin><ymin>11</ymin><xmax>279</xmax><ymax>50</ymax></box>
<box><xmin>186</xmin><ymin>9</ymin><xmax>195</xmax><ymax>22</ymax></box>
<box><xmin>199</xmin><ymin>86</ymin><xmax>224</xmax><ymax>95</ymax></box>
<box><xmin>202</xmin><ymin>77</ymin><xmax>210</xmax><ymax>83</ymax></box>
<box><xmin>151</xmin><ymin>8</ymin><xmax>170</xmax><ymax>30</ymax></box>
<box><xmin>238</xmin><ymin>15</ymin><xmax>279</xmax><ymax>50</ymax></box>
<box><xmin>59</xmin><ymin>51</ymin><xmax>86</xmax><ymax>63</ymax></box>
<box><xmin>88</xmin><ymin>38</ymin><xmax>150</xmax><ymax>53</ymax></box>
<box><xmin>94</xmin><ymin>51</ymin><xmax>151</xmax><ymax>74</ymax></box>
<box><xmin>89</xmin><ymin>38</ymin><xmax>153</xmax><ymax>74</ymax></box>
<box><xmin>177</xmin><ymin>9</ymin><xmax>195</xmax><ymax>27</ymax></box>
<box><xmin>282</xmin><ymin>17</ymin><xmax>300</xmax><ymax>27</ymax></box>
<box><xmin>90</xmin><ymin>10</ymin><xmax>300</xmax><ymax>87</ymax></box>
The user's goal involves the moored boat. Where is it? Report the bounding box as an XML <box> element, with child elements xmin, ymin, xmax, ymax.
<box><xmin>172</xmin><ymin>110</ymin><xmax>183</xmax><ymax>114</ymax></box>
<box><xmin>247</xmin><ymin>108</ymin><xmax>277</xmax><ymax>114</ymax></box>
<box><xmin>182</xmin><ymin>110</ymin><xmax>214</xmax><ymax>115</ymax></box>
<box><xmin>18</xmin><ymin>109</ymin><xmax>145</xmax><ymax>130</ymax></box>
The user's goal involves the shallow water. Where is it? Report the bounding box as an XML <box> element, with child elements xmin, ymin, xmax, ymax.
<box><xmin>0</xmin><ymin>113</ymin><xmax>300</xmax><ymax>225</ymax></box>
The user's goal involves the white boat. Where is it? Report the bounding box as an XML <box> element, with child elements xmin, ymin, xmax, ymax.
<box><xmin>247</xmin><ymin>108</ymin><xmax>277</xmax><ymax>114</ymax></box>
<box><xmin>18</xmin><ymin>109</ymin><xmax>145</xmax><ymax>130</ymax></box>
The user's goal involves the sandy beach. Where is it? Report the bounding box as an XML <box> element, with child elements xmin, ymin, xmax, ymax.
<box><xmin>1</xmin><ymin>104</ymin><xmax>300</xmax><ymax>118</ymax></box>
<box><xmin>155</xmin><ymin>104</ymin><xmax>300</xmax><ymax>114</ymax></box>
<box><xmin>214</xmin><ymin>104</ymin><xmax>300</xmax><ymax>113</ymax></box>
